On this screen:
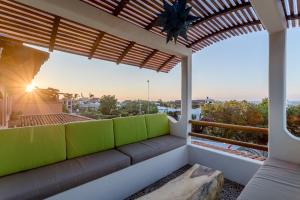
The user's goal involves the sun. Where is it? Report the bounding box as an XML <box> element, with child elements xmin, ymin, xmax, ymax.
<box><xmin>25</xmin><ymin>83</ymin><xmax>36</xmax><ymax>93</ymax></box>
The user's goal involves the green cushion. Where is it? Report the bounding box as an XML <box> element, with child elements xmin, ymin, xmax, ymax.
<box><xmin>66</xmin><ymin>120</ymin><xmax>114</xmax><ymax>159</ymax></box>
<box><xmin>113</xmin><ymin>115</ymin><xmax>147</xmax><ymax>147</ymax></box>
<box><xmin>0</xmin><ymin>125</ymin><xmax>66</xmax><ymax>177</ymax></box>
<box><xmin>145</xmin><ymin>113</ymin><xmax>170</xmax><ymax>138</ymax></box>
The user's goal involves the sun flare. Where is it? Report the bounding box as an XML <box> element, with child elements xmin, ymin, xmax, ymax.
<box><xmin>25</xmin><ymin>83</ymin><xmax>36</xmax><ymax>93</ymax></box>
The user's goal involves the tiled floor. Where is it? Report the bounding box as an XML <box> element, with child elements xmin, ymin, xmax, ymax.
<box><xmin>125</xmin><ymin>165</ymin><xmax>244</xmax><ymax>200</ymax></box>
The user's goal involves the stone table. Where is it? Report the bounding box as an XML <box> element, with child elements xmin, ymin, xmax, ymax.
<box><xmin>137</xmin><ymin>164</ymin><xmax>224</xmax><ymax>200</ymax></box>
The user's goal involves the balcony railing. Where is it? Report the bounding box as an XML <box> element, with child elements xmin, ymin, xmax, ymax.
<box><xmin>189</xmin><ymin>120</ymin><xmax>268</xmax><ymax>151</ymax></box>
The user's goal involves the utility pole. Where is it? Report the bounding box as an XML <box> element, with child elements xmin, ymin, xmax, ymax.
<box><xmin>138</xmin><ymin>99</ymin><xmax>142</xmax><ymax>115</ymax></box>
<box><xmin>147</xmin><ymin>80</ymin><xmax>150</xmax><ymax>114</ymax></box>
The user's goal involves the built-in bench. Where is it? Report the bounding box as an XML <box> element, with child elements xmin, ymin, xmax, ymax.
<box><xmin>0</xmin><ymin>113</ymin><xmax>186</xmax><ymax>199</ymax></box>
<box><xmin>238</xmin><ymin>158</ymin><xmax>300</xmax><ymax>200</ymax></box>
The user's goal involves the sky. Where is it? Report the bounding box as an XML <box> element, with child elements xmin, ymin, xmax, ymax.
<box><xmin>32</xmin><ymin>29</ymin><xmax>300</xmax><ymax>101</ymax></box>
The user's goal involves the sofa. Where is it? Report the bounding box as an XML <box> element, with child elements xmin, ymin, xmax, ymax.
<box><xmin>0</xmin><ymin>113</ymin><xmax>186</xmax><ymax>200</ymax></box>
<box><xmin>238</xmin><ymin>158</ymin><xmax>300</xmax><ymax>200</ymax></box>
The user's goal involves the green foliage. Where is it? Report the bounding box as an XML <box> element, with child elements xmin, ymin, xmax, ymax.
<box><xmin>99</xmin><ymin>95</ymin><xmax>118</xmax><ymax>115</ymax></box>
<box><xmin>201</xmin><ymin>100</ymin><xmax>264</xmax><ymax>126</ymax></box>
<box><xmin>198</xmin><ymin>99</ymin><xmax>300</xmax><ymax>144</ymax></box>
<box><xmin>287</xmin><ymin>104</ymin><xmax>300</xmax><ymax>136</ymax></box>
<box><xmin>256</xmin><ymin>98</ymin><xmax>268</xmax><ymax>125</ymax></box>
<box><xmin>200</xmin><ymin>100</ymin><xmax>266</xmax><ymax>145</ymax></box>
<box><xmin>119</xmin><ymin>100</ymin><xmax>158</xmax><ymax>116</ymax></box>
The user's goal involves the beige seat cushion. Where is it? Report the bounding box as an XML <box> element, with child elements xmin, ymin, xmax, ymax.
<box><xmin>0</xmin><ymin>150</ymin><xmax>130</xmax><ymax>200</ymax></box>
<box><xmin>118</xmin><ymin>135</ymin><xmax>186</xmax><ymax>164</ymax></box>
<box><xmin>238</xmin><ymin>158</ymin><xmax>300</xmax><ymax>200</ymax></box>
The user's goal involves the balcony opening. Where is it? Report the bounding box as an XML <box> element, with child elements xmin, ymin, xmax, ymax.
<box><xmin>191</xmin><ymin>32</ymin><xmax>268</xmax><ymax>159</ymax></box>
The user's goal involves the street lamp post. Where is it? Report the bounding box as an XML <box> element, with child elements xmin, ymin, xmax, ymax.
<box><xmin>147</xmin><ymin>80</ymin><xmax>150</xmax><ymax>114</ymax></box>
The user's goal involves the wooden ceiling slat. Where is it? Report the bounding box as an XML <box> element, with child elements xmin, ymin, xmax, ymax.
<box><xmin>1</xmin><ymin>0</ymin><xmax>53</xmax><ymax>20</ymax></box>
<box><xmin>289</xmin><ymin>0</ymin><xmax>295</xmax><ymax>15</ymax></box>
<box><xmin>0</xmin><ymin>18</ymin><xmax>50</xmax><ymax>37</ymax></box>
<box><xmin>0</xmin><ymin>9</ymin><xmax>52</xmax><ymax>29</ymax></box>
<box><xmin>0</xmin><ymin>23</ymin><xmax>49</xmax><ymax>41</ymax></box>
<box><xmin>0</xmin><ymin>2</ymin><xmax>53</xmax><ymax>25</ymax></box>
<box><xmin>0</xmin><ymin>28</ymin><xmax>49</xmax><ymax>46</ymax></box>
<box><xmin>55</xmin><ymin>39</ymin><xmax>92</xmax><ymax>52</ymax></box>
<box><xmin>188</xmin><ymin>20</ymin><xmax>261</xmax><ymax>48</ymax></box>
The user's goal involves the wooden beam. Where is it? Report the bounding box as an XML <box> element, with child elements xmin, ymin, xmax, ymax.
<box><xmin>140</xmin><ymin>49</ymin><xmax>158</xmax><ymax>68</ymax></box>
<box><xmin>117</xmin><ymin>41</ymin><xmax>135</xmax><ymax>64</ymax></box>
<box><xmin>88</xmin><ymin>31</ymin><xmax>105</xmax><ymax>59</ymax></box>
<box><xmin>157</xmin><ymin>55</ymin><xmax>176</xmax><ymax>72</ymax></box>
<box><xmin>189</xmin><ymin>132</ymin><xmax>268</xmax><ymax>151</ymax></box>
<box><xmin>188</xmin><ymin>20</ymin><xmax>261</xmax><ymax>48</ymax></box>
<box><xmin>190</xmin><ymin>120</ymin><xmax>268</xmax><ymax>135</ymax></box>
<box><xmin>145</xmin><ymin>19</ymin><xmax>157</xmax><ymax>31</ymax></box>
<box><xmin>287</xmin><ymin>14</ymin><xmax>300</xmax><ymax>20</ymax></box>
<box><xmin>49</xmin><ymin>16</ymin><xmax>60</xmax><ymax>52</ymax></box>
<box><xmin>113</xmin><ymin>0</ymin><xmax>138</xmax><ymax>63</ymax></box>
<box><xmin>113</xmin><ymin>0</ymin><xmax>129</xmax><ymax>16</ymax></box>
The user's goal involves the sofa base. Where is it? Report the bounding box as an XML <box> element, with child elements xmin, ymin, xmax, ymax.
<box><xmin>48</xmin><ymin>145</ymin><xmax>188</xmax><ymax>200</ymax></box>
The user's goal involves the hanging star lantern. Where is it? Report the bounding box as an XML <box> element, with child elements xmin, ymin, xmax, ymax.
<box><xmin>156</xmin><ymin>0</ymin><xmax>199</xmax><ymax>43</ymax></box>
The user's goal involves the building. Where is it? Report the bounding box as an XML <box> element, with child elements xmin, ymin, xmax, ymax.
<box><xmin>77</xmin><ymin>97</ymin><xmax>100</xmax><ymax>111</ymax></box>
<box><xmin>0</xmin><ymin>38</ymin><xmax>49</xmax><ymax>128</ymax></box>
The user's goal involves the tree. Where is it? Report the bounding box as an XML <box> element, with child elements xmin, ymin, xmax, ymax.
<box><xmin>119</xmin><ymin>100</ymin><xmax>158</xmax><ymax>116</ymax></box>
<box><xmin>256</xmin><ymin>98</ymin><xmax>268</xmax><ymax>125</ymax></box>
<box><xmin>99</xmin><ymin>95</ymin><xmax>118</xmax><ymax>115</ymax></box>
<box><xmin>201</xmin><ymin>100</ymin><xmax>264</xmax><ymax>126</ymax></box>
<box><xmin>287</xmin><ymin>104</ymin><xmax>300</xmax><ymax>137</ymax></box>
<box><xmin>200</xmin><ymin>100</ymin><xmax>266</xmax><ymax>144</ymax></box>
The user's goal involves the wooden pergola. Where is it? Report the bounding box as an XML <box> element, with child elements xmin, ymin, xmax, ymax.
<box><xmin>1</xmin><ymin>1</ymin><xmax>299</xmax><ymax>73</ymax></box>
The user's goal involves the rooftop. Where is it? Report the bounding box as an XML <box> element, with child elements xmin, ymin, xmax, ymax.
<box><xmin>11</xmin><ymin>113</ymin><xmax>92</xmax><ymax>128</ymax></box>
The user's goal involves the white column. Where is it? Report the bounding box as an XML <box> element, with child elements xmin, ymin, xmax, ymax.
<box><xmin>169</xmin><ymin>54</ymin><xmax>192</xmax><ymax>138</ymax></box>
<box><xmin>251</xmin><ymin>0</ymin><xmax>300</xmax><ymax>164</ymax></box>
<box><xmin>268</xmin><ymin>31</ymin><xmax>300</xmax><ymax>163</ymax></box>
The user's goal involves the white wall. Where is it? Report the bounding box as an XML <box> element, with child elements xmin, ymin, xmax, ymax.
<box><xmin>48</xmin><ymin>146</ymin><xmax>188</xmax><ymax>200</ymax></box>
<box><xmin>188</xmin><ymin>144</ymin><xmax>262</xmax><ymax>185</ymax></box>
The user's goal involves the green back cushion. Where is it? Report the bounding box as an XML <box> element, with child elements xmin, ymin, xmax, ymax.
<box><xmin>145</xmin><ymin>113</ymin><xmax>170</xmax><ymax>138</ymax></box>
<box><xmin>0</xmin><ymin>125</ymin><xmax>66</xmax><ymax>177</ymax></box>
<box><xmin>113</xmin><ymin>115</ymin><xmax>147</xmax><ymax>147</ymax></box>
<box><xmin>66</xmin><ymin>120</ymin><xmax>114</xmax><ymax>159</ymax></box>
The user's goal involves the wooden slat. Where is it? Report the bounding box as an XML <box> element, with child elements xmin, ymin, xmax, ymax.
<box><xmin>188</xmin><ymin>20</ymin><xmax>261</xmax><ymax>48</ymax></box>
<box><xmin>189</xmin><ymin>132</ymin><xmax>268</xmax><ymax>151</ymax></box>
<box><xmin>190</xmin><ymin>120</ymin><xmax>268</xmax><ymax>135</ymax></box>
<box><xmin>192</xmin><ymin>2</ymin><xmax>251</xmax><ymax>27</ymax></box>
<box><xmin>157</xmin><ymin>55</ymin><xmax>176</xmax><ymax>72</ymax></box>
<box><xmin>89</xmin><ymin>31</ymin><xmax>105</xmax><ymax>59</ymax></box>
<box><xmin>117</xmin><ymin>41</ymin><xmax>135</xmax><ymax>64</ymax></box>
<box><xmin>49</xmin><ymin>16</ymin><xmax>60</xmax><ymax>51</ymax></box>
